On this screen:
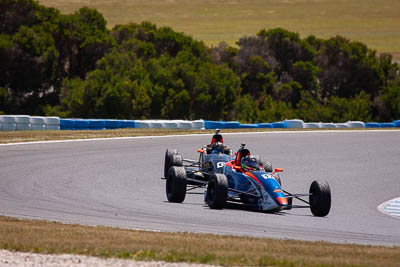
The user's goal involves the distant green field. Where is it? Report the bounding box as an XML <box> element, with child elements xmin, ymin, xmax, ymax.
<box><xmin>40</xmin><ymin>0</ymin><xmax>400</xmax><ymax>59</ymax></box>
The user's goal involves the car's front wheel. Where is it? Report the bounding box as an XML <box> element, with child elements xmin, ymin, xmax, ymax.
<box><xmin>272</xmin><ymin>173</ymin><xmax>282</xmax><ymax>186</ymax></box>
<box><xmin>263</xmin><ymin>161</ymin><xmax>273</xmax><ymax>172</ymax></box>
<box><xmin>309</xmin><ymin>180</ymin><xmax>331</xmax><ymax>217</ymax></box>
<box><xmin>207</xmin><ymin>174</ymin><xmax>228</xmax><ymax>209</ymax></box>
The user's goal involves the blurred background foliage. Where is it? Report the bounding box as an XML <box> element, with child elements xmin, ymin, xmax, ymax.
<box><xmin>1</xmin><ymin>0</ymin><xmax>399</xmax><ymax>122</ymax></box>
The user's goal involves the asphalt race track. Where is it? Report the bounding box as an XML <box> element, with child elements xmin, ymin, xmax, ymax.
<box><xmin>1</xmin><ymin>131</ymin><xmax>400</xmax><ymax>246</ymax></box>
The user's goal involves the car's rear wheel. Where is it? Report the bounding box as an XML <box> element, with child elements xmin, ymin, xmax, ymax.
<box><xmin>309</xmin><ymin>180</ymin><xmax>331</xmax><ymax>217</ymax></box>
<box><xmin>207</xmin><ymin>174</ymin><xmax>228</xmax><ymax>209</ymax></box>
<box><xmin>166</xmin><ymin>166</ymin><xmax>187</xmax><ymax>203</ymax></box>
<box><xmin>164</xmin><ymin>149</ymin><xmax>182</xmax><ymax>178</ymax></box>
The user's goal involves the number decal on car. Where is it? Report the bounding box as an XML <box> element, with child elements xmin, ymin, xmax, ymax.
<box><xmin>262</xmin><ymin>174</ymin><xmax>272</xmax><ymax>179</ymax></box>
<box><xmin>217</xmin><ymin>162</ymin><xmax>225</xmax><ymax>168</ymax></box>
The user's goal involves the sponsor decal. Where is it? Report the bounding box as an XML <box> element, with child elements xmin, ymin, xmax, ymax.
<box><xmin>273</xmin><ymin>189</ymin><xmax>282</xmax><ymax>193</ymax></box>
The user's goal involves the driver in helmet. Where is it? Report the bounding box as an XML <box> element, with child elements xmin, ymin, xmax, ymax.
<box><xmin>211</xmin><ymin>141</ymin><xmax>225</xmax><ymax>154</ymax></box>
<box><xmin>241</xmin><ymin>155</ymin><xmax>261</xmax><ymax>172</ymax></box>
<box><xmin>206</xmin><ymin>129</ymin><xmax>231</xmax><ymax>155</ymax></box>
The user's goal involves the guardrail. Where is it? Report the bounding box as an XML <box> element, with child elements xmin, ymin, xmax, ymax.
<box><xmin>1</xmin><ymin>115</ymin><xmax>400</xmax><ymax>131</ymax></box>
<box><xmin>59</xmin><ymin>119</ymin><xmax>205</xmax><ymax>130</ymax></box>
<box><xmin>0</xmin><ymin>115</ymin><xmax>60</xmax><ymax>131</ymax></box>
<box><xmin>204</xmin><ymin>119</ymin><xmax>400</xmax><ymax>129</ymax></box>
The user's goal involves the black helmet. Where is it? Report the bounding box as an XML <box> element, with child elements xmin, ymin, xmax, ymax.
<box><xmin>241</xmin><ymin>155</ymin><xmax>260</xmax><ymax>172</ymax></box>
<box><xmin>211</xmin><ymin>141</ymin><xmax>224</xmax><ymax>153</ymax></box>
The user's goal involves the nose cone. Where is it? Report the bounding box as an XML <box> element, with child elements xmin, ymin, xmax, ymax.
<box><xmin>276</xmin><ymin>196</ymin><xmax>288</xmax><ymax>206</ymax></box>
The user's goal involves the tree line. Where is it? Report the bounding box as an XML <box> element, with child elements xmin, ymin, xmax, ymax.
<box><xmin>1</xmin><ymin>0</ymin><xmax>399</xmax><ymax>122</ymax></box>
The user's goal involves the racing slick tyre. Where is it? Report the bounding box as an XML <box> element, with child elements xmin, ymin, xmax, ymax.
<box><xmin>207</xmin><ymin>174</ymin><xmax>228</xmax><ymax>209</ymax></box>
<box><xmin>164</xmin><ymin>149</ymin><xmax>182</xmax><ymax>178</ymax></box>
<box><xmin>285</xmin><ymin>197</ymin><xmax>293</xmax><ymax>210</ymax></box>
<box><xmin>166</xmin><ymin>166</ymin><xmax>187</xmax><ymax>203</ymax></box>
<box><xmin>272</xmin><ymin>173</ymin><xmax>282</xmax><ymax>186</ymax></box>
<box><xmin>309</xmin><ymin>180</ymin><xmax>331</xmax><ymax>217</ymax></box>
<box><xmin>263</xmin><ymin>162</ymin><xmax>273</xmax><ymax>172</ymax></box>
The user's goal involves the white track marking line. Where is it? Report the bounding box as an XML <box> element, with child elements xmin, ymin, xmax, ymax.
<box><xmin>1</xmin><ymin>129</ymin><xmax>400</xmax><ymax>147</ymax></box>
<box><xmin>378</xmin><ymin>197</ymin><xmax>400</xmax><ymax>219</ymax></box>
<box><xmin>386</xmin><ymin>205</ymin><xmax>400</xmax><ymax>210</ymax></box>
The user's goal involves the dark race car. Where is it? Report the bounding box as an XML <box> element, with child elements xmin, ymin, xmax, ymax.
<box><xmin>163</xmin><ymin>130</ymin><xmax>235</xmax><ymax>202</ymax></box>
<box><xmin>164</xmin><ymin>142</ymin><xmax>331</xmax><ymax>217</ymax></box>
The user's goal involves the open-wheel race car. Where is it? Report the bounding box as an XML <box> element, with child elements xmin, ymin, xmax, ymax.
<box><xmin>163</xmin><ymin>132</ymin><xmax>331</xmax><ymax>217</ymax></box>
<box><xmin>164</xmin><ymin>130</ymin><xmax>273</xmax><ymax>183</ymax></box>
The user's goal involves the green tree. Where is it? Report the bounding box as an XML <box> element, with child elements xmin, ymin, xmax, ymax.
<box><xmin>0</xmin><ymin>1</ymin><xmax>114</xmax><ymax>114</ymax></box>
<box><xmin>211</xmin><ymin>41</ymin><xmax>238</xmax><ymax>70</ymax></box>
<box><xmin>3</xmin><ymin>24</ymin><xmax>59</xmax><ymax>114</ymax></box>
<box><xmin>193</xmin><ymin>61</ymin><xmax>240</xmax><ymax>120</ymax></box>
<box><xmin>157</xmin><ymin>50</ymin><xmax>241</xmax><ymax>120</ymax></box>
<box><xmin>234</xmin><ymin>94</ymin><xmax>258</xmax><ymax>123</ymax></box>
<box><xmin>317</xmin><ymin>36</ymin><xmax>384</xmax><ymax>99</ymax></box>
<box><xmin>60</xmin><ymin>78</ymin><xmax>86</xmax><ymax>117</ymax></box>
<box><xmin>277</xmin><ymin>81</ymin><xmax>302</xmax><ymax>107</ymax></box>
<box><xmin>257</xmin><ymin>95</ymin><xmax>294</xmax><ymax>123</ymax></box>
<box><xmin>327</xmin><ymin>91</ymin><xmax>373</xmax><ymax>122</ymax></box>
<box><xmin>54</xmin><ymin>7</ymin><xmax>115</xmax><ymax>80</ymax></box>
<box><xmin>291</xmin><ymin>61</ymin><xmax>321</xmax><ymax>96</ymax></box>
<box><xmin>61</xmin><ymin>47</ymin><xmax>153</xmax><ymax>119</ymax></box>
<box><xmin>295</xmin><ymin>90</ymin><xmax>373</xmax><ymax>122</ymax></box>
<box><xmin>240</xmin><ymin>56</ymin><xmax>275</xmax><ymax>98</ymax></box>
<box><xmin>258</xmin><ymin>28</ymin><xmax>315</xmax><ymax>78</ymax></box>
<box><xmin>295</xmin><ymin>91</ymin><xmax>327</xmax><ymax>122</ymax></box>
<box><xmin>0</xmin><ymin>86</ymin><xmax>8</xmax><ymax>113</ymax></box>
<box><xmin>0</xmin><ymin>0</ymin><xmax>41</xmax><ymax>34</ymax></box>
<box><xmin>112</xmin><ymin>22</ymin><xmax>208</xmax><ymax>60</ymax></box>
<box><xmin>378</xmin><ymin>85</ymin><xmax>400</xmax><ymax>121</ymax></box>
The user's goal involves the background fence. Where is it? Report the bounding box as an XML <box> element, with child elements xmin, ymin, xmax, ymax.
<box><xmin>1</xmin><ymin>115</ymin><xmax>400</xmax><ymax>131</ymax></box>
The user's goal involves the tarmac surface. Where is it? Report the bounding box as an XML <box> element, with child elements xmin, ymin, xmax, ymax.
<box><xmin>1</xmin><ymin>130</ymin><xmax>399</xmax><ymax>246</ymax></box>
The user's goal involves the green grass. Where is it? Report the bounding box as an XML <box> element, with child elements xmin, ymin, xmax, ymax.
<box><xmin>1</xmin><ymin>216</ymin><xmax>399</xmax><ymax>266</ymax></box>
<box><xmin>0</xmin><ymin>128</ymin><xmax>391</xmax><ymax>144</ymax></box>
<box><xmin>39</xmin><ymin>0</ymin><xmax>400</xmax><ymax>60</ymax></box>
<box><xmin>0</xmin><ymin>128</ymin><xmax>208</xmax><ymax>144</ymax></box>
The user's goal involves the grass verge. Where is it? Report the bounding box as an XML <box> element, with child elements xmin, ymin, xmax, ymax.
<box><xmin>0</xmin><ymin>216</ymin><xmax>399</xmax><ymax>266</ymax></box>
<box><xmin>0</xmin><ymin>128</ymin><xmax>209</xmax><ymax>144</ymax></box>
<box><xmin>0</xmin><ymin>128</ymin><xmax>392</xmax><ymax>144</ymax></box>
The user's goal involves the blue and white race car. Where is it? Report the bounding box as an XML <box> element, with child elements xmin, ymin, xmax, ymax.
<box><xmin>164</xmin><ymin>132</ymin><xmax>331</xmax><ymax>217</ymax></box>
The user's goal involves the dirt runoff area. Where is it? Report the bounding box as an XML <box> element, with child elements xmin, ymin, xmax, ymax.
<box><xmin>0</xmin><ymin>250</ymin><xmax>216</xmax><ymax>267</ymax></box>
